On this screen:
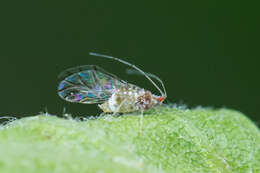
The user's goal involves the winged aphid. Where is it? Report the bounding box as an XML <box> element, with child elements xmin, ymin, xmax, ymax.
<box><xmin>57</xmin><ymin>53</ymin><xmax>167</xmax><ymax>114</ymax></box>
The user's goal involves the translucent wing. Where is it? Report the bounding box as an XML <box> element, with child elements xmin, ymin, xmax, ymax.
<box><xmin>57</xmin><ymin>65</ymin><xmax>126</xmax><ymax>104</ymax></box>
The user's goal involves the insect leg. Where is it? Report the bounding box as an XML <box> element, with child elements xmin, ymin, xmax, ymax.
<box><xmin>62</xmin><ymin>107</ymin><xmax>73</xmax><ymax>120</ymax></box>
<box><xmin>139</xmin><ymin>109</ymin><xmax>144</xmax><ymax>134</ymax></box>
<box><xmin>112</xmin><ymin>98</ymin><xmax>127</xmax><ymax>115</ymax></box>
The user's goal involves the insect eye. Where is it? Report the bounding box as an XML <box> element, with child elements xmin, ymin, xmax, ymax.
<box><xmin>158</xmin><ymin>96</ymin><xmax>164</xmax><ymax>103</ymax></box>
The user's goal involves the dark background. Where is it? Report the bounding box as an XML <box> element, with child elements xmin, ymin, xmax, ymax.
<box><xmin>0</xmin><ymin>1</ymin><xmax>259</xmax><ymax>125</ymax></box>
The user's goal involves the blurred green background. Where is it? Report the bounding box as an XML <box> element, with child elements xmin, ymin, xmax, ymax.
<box><xmin>0</xmin><ymin>1</ymin><xmax>259</xmax><ymax>125</ymax></box>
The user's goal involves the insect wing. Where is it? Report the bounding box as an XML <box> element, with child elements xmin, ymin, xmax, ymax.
<box><xmin>57</xmin><ymin>65</ymin><xmax>126</xmax><ymax>104</ymax></box>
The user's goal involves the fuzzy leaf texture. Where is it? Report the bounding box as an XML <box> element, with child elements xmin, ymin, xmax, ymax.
<box><xmin>0</xmin><ymin>106</ymin><xmax>259</xmax><ymax>173</ymax></box>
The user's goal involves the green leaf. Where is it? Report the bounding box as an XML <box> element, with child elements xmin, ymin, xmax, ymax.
<box><xmin>0</xmin><ymin>107</ymin><xmax>259</xmax><ymax>173</ymax></box>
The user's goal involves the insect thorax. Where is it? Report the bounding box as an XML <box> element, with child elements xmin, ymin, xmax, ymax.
<box><xmin>98</xmin><ymin>85</ymin><xmax>160</xmax><ymax>113</ymax></box>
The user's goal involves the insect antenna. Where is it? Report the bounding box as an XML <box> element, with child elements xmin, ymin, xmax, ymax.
<box><xmin>89</xmin><ymin>52</ymin><xmax>166</xmax><ymax>98</ymax></box>
<box><xmin>126</xmin><ymin>69</ymin><xmax>167</xmax><ymax>97</ymax></box>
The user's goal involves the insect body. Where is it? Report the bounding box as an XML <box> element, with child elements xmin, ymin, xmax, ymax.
<box><xmin>57</xmin><ymin>53</ymin><xmax>167</xmax><ymax>113</ymax></box>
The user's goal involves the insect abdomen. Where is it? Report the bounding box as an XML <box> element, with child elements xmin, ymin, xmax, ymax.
<box><xmin>98</xmin><ymin>86</ymin><xmax>144</xmax><ymax>113</ymax></box>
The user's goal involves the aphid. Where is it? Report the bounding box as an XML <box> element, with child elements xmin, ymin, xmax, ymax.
<box><xmin>57</xmin><ymin>53</ymin><xmax>167</xmax><ymax>114</ymax></box>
